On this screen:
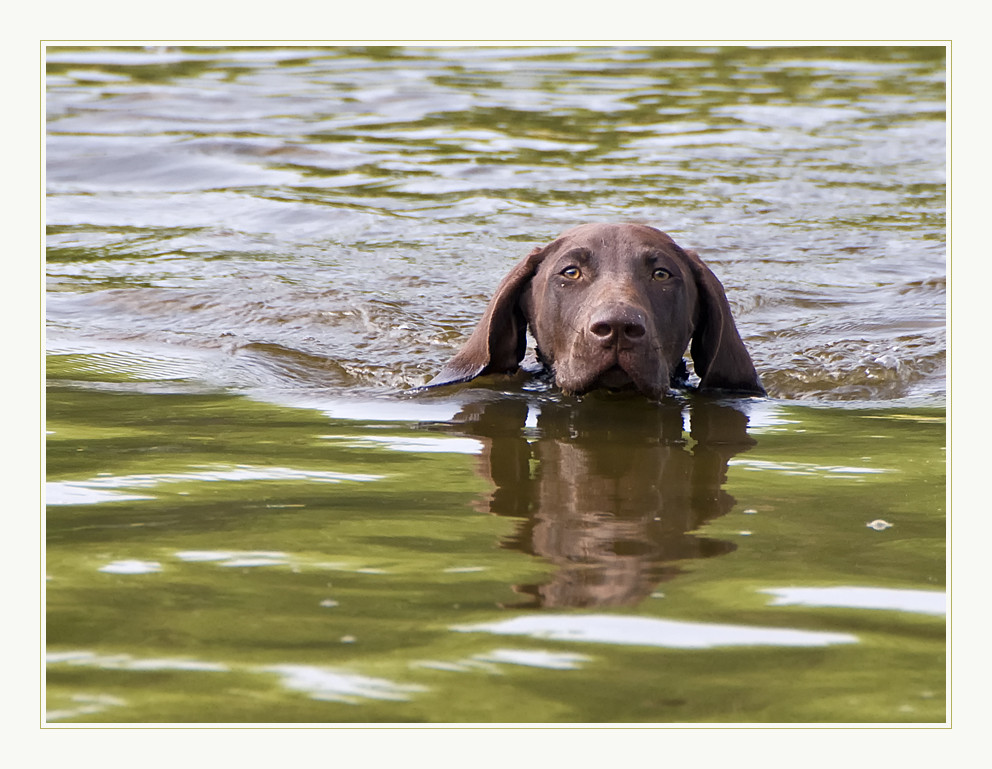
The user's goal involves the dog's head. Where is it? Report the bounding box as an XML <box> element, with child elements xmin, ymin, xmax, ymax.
<box><xmin>428</xmin><ymin>223</ymin><xmax>764</xmax><ymax>399</ymax></box>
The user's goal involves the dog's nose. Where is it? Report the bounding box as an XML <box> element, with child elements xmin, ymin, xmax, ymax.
<box><xmin>588</xmin><ymin>306</ymin><xmax>647</xmax><ymax>345</ymax></box>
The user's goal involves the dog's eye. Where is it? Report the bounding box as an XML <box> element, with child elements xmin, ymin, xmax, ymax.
<box><xmin>652</xmin><ymin>268</ymin><xmax>672</xmax><ymax>281</ymax></box>
<box><xmin>560</xmin><ymin>266</ymin><xmax>582</xmax><ymax>280</ymax></box>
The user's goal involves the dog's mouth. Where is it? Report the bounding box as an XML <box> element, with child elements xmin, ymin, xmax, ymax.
<box><xmin>554</xmin><ymin>352</ymin><xmax>668</xmax><ymax>400</ymax></box>
<box><xmin>593</xmin><ymin>364</ymin><xmax>636</xmax><ymax>391</ymax></box>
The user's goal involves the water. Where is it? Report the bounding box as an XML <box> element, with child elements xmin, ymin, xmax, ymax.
<box><xmin>45</xmin><ymin>45</ymin><xmax>946</xmax><ymax>724</ymax></box>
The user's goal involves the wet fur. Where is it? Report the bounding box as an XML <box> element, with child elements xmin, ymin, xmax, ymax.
<box><xmin>427</xmin><ymin>223</ymin><xmax>764</xmax><ymax>399</ymax></box>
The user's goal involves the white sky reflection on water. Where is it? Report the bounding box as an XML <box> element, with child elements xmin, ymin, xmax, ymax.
<box><xmin>46</xmin><ymin>485</ymin><xmax>156</xmax><ymax>505</ymax></box>
<box><xmin>97</xmin><ymin>559</ymin><xmax>162</xmax><ymax>575</ymax></box>
<box><xmin>46</xmin><ymin>464</ymin><xmax>384</xmax><ymax>505</ymax></box>
<box><xmin>266</xmin><ymin>665</ymin><xmax>427</xmax><ymax>704</ymax></box>
<box><xmin>46</xmin><ymin>652</ymin><xmax>425</xmax><ymax>714</ymax></box>
<box><xmin>761</xmin><ymin>586</ymin><xmax>946</xmax><ymax>616</ymax></box>
<box><xmin>319</xmin><ymin>434</ymin><xmax>484</xmax><ymax>454</ymax></box>
<box><xmin>453</xmin><ymin>614</ymin><xmax>857</xmax><ymax>649</ymax></box>
<box><xmin>46</xmin><ymin>650</ymin><xmax>230</xmax><ymax>672</ymax></box>
<box><xmin>474</xmin><ymin>649</ymin><xmax>592</xmax><ymax>670</ymax></box>
<box><xmin>728</xmin><ymin>458</ymin><xmax>893</xmax><ymax>478</ymax></box>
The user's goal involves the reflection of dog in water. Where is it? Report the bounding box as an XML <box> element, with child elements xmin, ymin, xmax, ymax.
<box><xmin>451</xmin><ymin>396</ymin><xmax>757</xmax><ymax>608</ymax></box>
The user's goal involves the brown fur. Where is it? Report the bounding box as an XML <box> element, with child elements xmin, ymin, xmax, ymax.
<box><xmin>427</xmin><ymin>223</ymin><xmax>764</xmax><ymax>398</ymax></box>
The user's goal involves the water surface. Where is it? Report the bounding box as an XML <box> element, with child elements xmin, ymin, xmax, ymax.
<box><xmin>45</xmin><ymin>45</ymin><xmax>946</xmax><ymax>724</ymax></box>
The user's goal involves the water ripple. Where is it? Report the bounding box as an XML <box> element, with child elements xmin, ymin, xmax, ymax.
<box><xmin>453</xmin><ymin>614</ymin><xmax>858</xmax><ymax>649</ymax></box>
<box><xmin>46</xmin><ymin>46</ymin><xmax>945</xmax><ymax>404</ymax></box>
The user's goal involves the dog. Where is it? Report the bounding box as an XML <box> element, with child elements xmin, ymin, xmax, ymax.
<box><xmin>427</xmin><ymin>223</ymin><xmax>764</xmax><ymax>399</ymax></box>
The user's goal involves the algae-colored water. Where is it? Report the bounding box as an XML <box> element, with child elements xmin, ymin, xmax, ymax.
<box><xmin>46</xmin><ymin>45</ymin><xmax>945</xmax><ymax>723</ymax></box>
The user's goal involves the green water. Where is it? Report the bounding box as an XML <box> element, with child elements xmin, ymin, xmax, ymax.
<box><xmin>45</xmin><ymin>45</ymin><xmax>945</xmax><ymax>724</ymax></box>
<box><xmin>46</xmin><ymin>379</ymin><xmax>944</xmax><ymax>723</ymax></box>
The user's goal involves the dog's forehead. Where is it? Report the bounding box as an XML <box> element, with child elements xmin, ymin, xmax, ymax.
<box><xmin>555</xmin><ymin>223</ymin><xmax>678</xmax><ymax>254</ymax></box>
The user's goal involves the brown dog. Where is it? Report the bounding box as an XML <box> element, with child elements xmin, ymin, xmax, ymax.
<box><xmin>427</xmin><ymin>223</ymin><xmax>764</xmax><ymax>399</ymax></box>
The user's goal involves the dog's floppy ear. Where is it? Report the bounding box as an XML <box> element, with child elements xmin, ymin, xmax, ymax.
<box><xmin>426</xmin><ymin>246</ymin><xmax>546</xmax><ymax>388</ymax></box>
<box><xmin>683</xmin><ymin>248</ymin><xmax>765</xmax><ymax>395</ymax></box>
